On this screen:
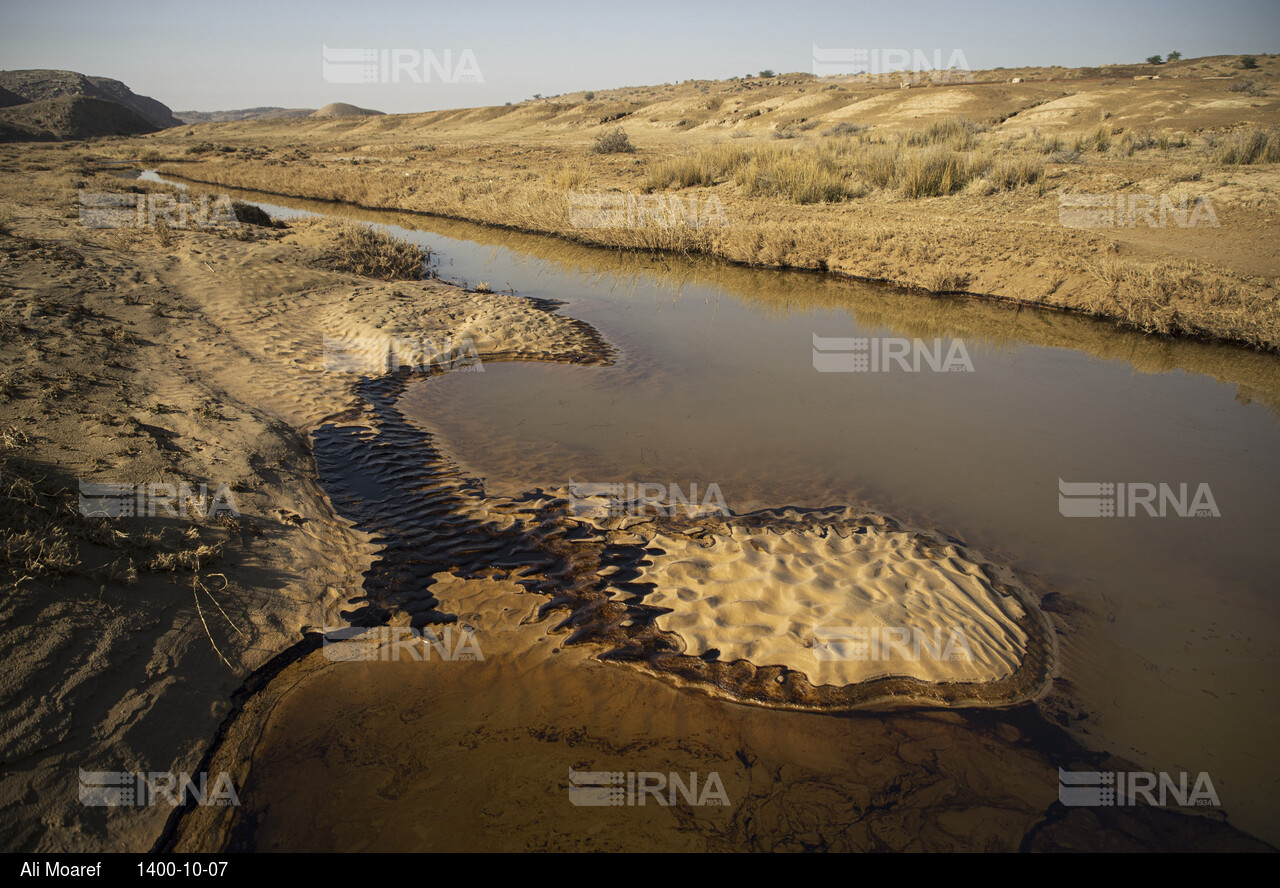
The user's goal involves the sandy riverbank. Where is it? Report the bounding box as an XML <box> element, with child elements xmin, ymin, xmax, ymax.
<box><xmin>123</xmin><ymin>56</ymin><xmax>1280</xmax><ymax>351</ymax></box>
<box><xmin>0</xmin><ymin>146</ymin><xmax>607</xmax><ymax>850</ymax></box>
<box><xmin>1</xmin><ymin>145</ymin><xmax>1271</xmax><ymax>852</ymax></box>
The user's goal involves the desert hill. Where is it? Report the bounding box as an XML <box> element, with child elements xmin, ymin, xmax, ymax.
<box><xmin>309</xmin><ymin>102</ymin><xmax>385</xmax><ymax>118</ymax></box>
<box><xmin>0</xmin><ymin>69</ymin><xmax>179</xmax><ymax>128</ymax></box>
<box><xmin>0</xmin><ymin>95</ymin><xmax>158</xmax><ymax>142</ymax></box>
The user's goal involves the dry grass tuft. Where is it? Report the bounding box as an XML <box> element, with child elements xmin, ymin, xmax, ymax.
<box><xmin>325</xmin><ymin>225</ymin><xmax>431</xmax><ymax>280</ymax></box>
<box><xmin>1213</xmin><ymin>127</ymin><xmax>1280</xmax><ymax>165</ymax></box>
<box><xmin>986</xmin><ymin>156</ymin><xmax>1044</xmax><ymax>191</ymax></box>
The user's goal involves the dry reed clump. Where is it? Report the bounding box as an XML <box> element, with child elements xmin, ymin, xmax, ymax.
<box><xmin>985</xmin><ymin>156</ymin><xmax>1044</xmax><ymax>191</ymax></box>
<box><xmin>1213</xmin><ymin>127</ymin><xmax>1280</xmax><ymax>165</ymax></box>
<box><xmin>325</xmin><ymin>224</ymin><xmax>431</xmax><ymax>280</ymax></box>
<box><xmin>734</xmin><ymin>146</ymin><xmax>850</xmax><ymax>203</ymax></box>
<box><xmin>644</xmin><ymin>142</ymin><xmax>748</xmax><ymax>189</ymax></box>
<box><xmin>902</xmin><ymin>117</ymin><xmax>984</xmax><ymax>151</ymax></box>
<box><xmin>1115</xmin><ymin>129</ymin><xmax>1158</xmax><ymax>156</ymax></box>
<box><xmin>1085</xmin><ymin>259</ymin><xmax>1280</xmax><ymax>349</ymax></box>
<box><xmin>896</xmin><ymin>145</ymin><xmax>991</xmax><ymax>198</ymax></box>
<box><xmin>644</xmin><ymin>119</ymin><xmax>1037</xmax><ymax>202</ymax></box>
<box><xmin>553</xmin><ymin>164</ymin><xmax>590</xmax><ymax>190</ymax></box>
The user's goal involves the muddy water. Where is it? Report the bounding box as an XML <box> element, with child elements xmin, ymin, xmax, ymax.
<box><xmin>400</xmin><ymin>230</ymin><xmax>1280</xmax><ymax>844</ymax></box>
<box><xmin>148</xmin><ymin>174</ymin><xmax>1280</xmax><ymax>848</ymax></box>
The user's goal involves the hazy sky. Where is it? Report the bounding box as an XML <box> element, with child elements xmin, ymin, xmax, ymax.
<box><xmin>1</xmin><ymin>0</ymin><xmax>1275</xmax><ymax>113</ymax></box>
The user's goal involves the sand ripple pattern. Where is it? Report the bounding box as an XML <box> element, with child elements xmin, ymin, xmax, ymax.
<box><xmin>308</xmin><ymin>315</ymin><xmax>1053</xmax><ymax>710</ymax></box>
<box><xmin>639</xmin><ymin>524</ymin><xmax>1030</xmax><ymax>688</ymax></box>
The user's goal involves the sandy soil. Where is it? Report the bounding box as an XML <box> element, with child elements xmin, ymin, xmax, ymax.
<box><xmin>0</xmin><ymin>113</ymin><xmax>1274</xmax><ymax>851</ymax></box>
<box><xmin>0</xmin><ymin>150</ymin><xmax>605</xmax><ymax>850</ymax></box>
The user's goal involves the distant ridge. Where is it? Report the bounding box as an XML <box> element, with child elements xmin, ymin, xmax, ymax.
<box><xmin>175</xmin><ymin>107</ymin><xmax>317</xmax><ymax>124</ymax></box>
<box><xmin>309</xmin><ymin>102</ymin><xmax>385</xmax><ymax>118</ymax></box>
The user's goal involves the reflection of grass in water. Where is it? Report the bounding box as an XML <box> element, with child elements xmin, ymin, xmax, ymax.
<box><xmin>161</xmin><ymin>173</ymin><xmax>1280</xmax><ymax>418</ymax></box>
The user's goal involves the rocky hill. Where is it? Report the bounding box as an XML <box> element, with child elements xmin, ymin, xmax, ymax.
<box><xmin>0</xmin><ymin>95</ymin><xmax>158</xmax><ymax>142</ymax></box>
<box><xmin>0</xmin><ymin>69</ymin><xmax>179</xmax><ymax>128</ymax></box>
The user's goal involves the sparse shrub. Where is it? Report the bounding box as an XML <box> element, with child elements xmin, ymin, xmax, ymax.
<box><xmin>1228</xmin><ymin>80</ymin><xmax>1266</xmax><ymax>96</ymax></box>
<box><xmin>1117</xmin><ymin>129</ymin><xmax>1157</xmax><ymax>156</ymax></box>
<box><xmin>593</xmin><ymin>127</ymin><xmax>636</xmax><ymax>154</ymax></box>
<box><xmin>1094</xmin><ymin>125</ymin><xmax>1112</xmax><ymax>152</ymax></box>
<box><xmin>824</xmin><ymin>121</ymin><xmax>865</xmax><ymax>137</ymax></box>
<box><xmin>153</xmin><ymin>217</ymin><xmax>173</xmax><ymax>247</ymax></box>
<box><xmin>231</xmin><ymin>201</ymin><xmax>279</xmax><ymax>227</ymax></box>
<box><xmin>584</xmin><ymin>91</ymin><xmax>595</xmax><ymax>101</ymax></box>
<box><xmin>1049</xmin><ymin>148</ymin><xmax>1084</xmax><ymax>164</ymax></box>
<box><xmin>325</xmin><ymin>225</ymin><xmax>431</xmax><ymax>280</ymax></box>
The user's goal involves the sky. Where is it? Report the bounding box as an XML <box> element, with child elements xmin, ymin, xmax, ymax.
<box><xmin>1</xmin><ymin>0</ymin><xmax>1276</xmax><ymax>114</ymax></box>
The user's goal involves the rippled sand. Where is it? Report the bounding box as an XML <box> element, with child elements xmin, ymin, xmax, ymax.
<box><xmin>637</xmin><ymin>523</ymin><xmax>1030</xmax><ymax>687</ymax></box>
